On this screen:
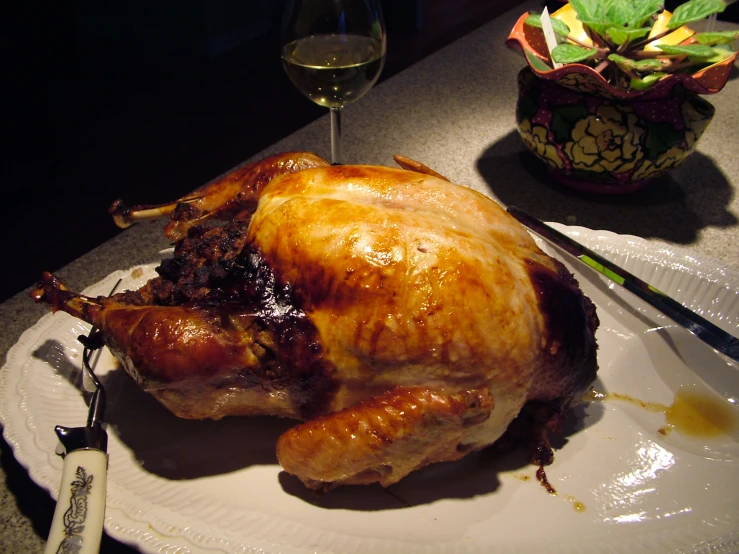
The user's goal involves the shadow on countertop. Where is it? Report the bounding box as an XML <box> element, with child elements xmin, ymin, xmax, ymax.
<box><xmin>476</xmin><ymin>131</ymin><xmax>738</xmax><ymax>246</ymax></box>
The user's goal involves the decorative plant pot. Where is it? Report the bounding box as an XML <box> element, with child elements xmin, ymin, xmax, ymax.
<box><xmin>515</xmin><ymin>67</ymin><xmax>715</xmax><ymax>194</ymax></box>
<box><xmin>506</xmin><ymin>8</ymin><xmax>736</xmax><ymax>194</ymax></box>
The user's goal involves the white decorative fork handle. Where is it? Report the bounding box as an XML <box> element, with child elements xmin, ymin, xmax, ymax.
<box><xmin>45</xmin><ymin>447</ymin><xmax>107</xmax><ymax>554</ymax></box>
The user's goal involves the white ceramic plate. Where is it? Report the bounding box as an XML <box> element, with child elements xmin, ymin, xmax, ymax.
<box><xmin>2</xmin><ymin>224</ymin><xmax>739</xmax><ymax>554</ymax></box>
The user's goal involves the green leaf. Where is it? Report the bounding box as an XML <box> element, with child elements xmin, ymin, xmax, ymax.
<box><xmin>568</xmin><ymin>0</ymin><xmax>605</xmax><ymax>23</ymax></box>
<box><xmin>700</xmin><ymin>46</ymin><xmax>736</xmax><ymax>64</ymax></box>
<box><xmin>629</xmin><ymin>72</ymin><xmax>668</xmax><ymax>91</ymax></box>
<box><xmin>633</xmin><ymin>58</ymin><xmax>668</xmax><ymax>70</ymax></box>
<box><xmin>524</xmin><ymin>14</ymin><xmax>541</xmax><ymax>29</ymax></box>
<box><xmin>569</xmin><ymin>0</ymin><xmax>611</xmax><ymax>35</ymax></box>
<box><xmin>627</xmin><ymin>0</ymin><xmax>664</xmax><ymax>27</ymax></box>
<box><xmin>668</xmin><ymin>0</ymin><xmax>726</xmax><ymax>29</ymax></box>
<box><xmin>524</xmin><ymin>49</ymin><xmax>553</xmax><ymax>72</ymax></box>
<box><xmin>608</xmin><ymin>53</ymin><xmax>636</xmax><ymax>67</ymax></box>
<box><xmin>577</xmin><ymin>19</ymin><xmax>612</xmax><ymax>37</ymax></box>
<box><xmin>656</xmin><ymin>43</ymin><xmax>716</xmax><ymax>58</ymax></box>
<box><xmin>571</xmin><ymin>0</ymin><xmax>662</xmax><ymax>35</ymax></box>
<box><xmin>524</xmin><ymin>14</ymin><xmax>571</xmax><ymax>36</ymax></box>
<box><xmin>604</xmin><ymin>0</ymin><xmax>635</xmax><ymax>27</ymax></box>
<box><xmin>552</xmin><ymin>43</ymin><xmax>600</xmax><ymax>63</ymax></box>
<box><xmin>695</xmin><ymin>30</ymin><xmax>739</xmax><ymax>45</ymax></box>
<box><xmin>608</xmin><ymin>53</ymin><xmax>665</xmax><ymax>70</ymax></box>
<box><xmin>584</xmin><ymin>21</ymin><xmax>613</xmax><ymax>37</ymax></box>
<box><xmin>606</xmin><ymin>26</ymin><xmax>651</xmax><ymax>45</ymax></box>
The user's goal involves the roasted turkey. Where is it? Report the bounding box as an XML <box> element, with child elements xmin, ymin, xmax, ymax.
<box><xmin>32</xmin><ymin>152</ymin><xmax>599</xmax><ymax>490</ymax></box>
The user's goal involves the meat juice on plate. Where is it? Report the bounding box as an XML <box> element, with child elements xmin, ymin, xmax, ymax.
<box><xmin>586</xmin><ymin>386</ymin><xmax>739</xmax><ymax>438</ymax></box>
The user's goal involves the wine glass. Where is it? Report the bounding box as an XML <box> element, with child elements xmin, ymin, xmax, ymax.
<box><xmin>281</xmin><ymin>0</ymin><xmax>386</xmax><ymax>164</ymax></box>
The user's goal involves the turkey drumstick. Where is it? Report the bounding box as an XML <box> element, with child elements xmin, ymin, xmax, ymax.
<box><xmin>109</xmin><ymin>151</ymin><xmax>329</xmax><ymax>241</ymax></box>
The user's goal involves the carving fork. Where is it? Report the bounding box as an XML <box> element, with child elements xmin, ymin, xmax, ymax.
<box><xmin>45</xmin><ymin>279</ymin><xmax>120</xmax><ymax>554</ymax></box>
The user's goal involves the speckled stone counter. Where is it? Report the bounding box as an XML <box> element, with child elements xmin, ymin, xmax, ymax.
<box><xmin>1</xmin><ymin>1</ymin><xmax>738</xmax><ymax>550</ymax></box>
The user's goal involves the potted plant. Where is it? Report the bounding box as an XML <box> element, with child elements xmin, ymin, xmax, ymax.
<box><xmin>506</xmin><ymin>0</ymin><xmax>738</xmax><ymax>194</ymax></box>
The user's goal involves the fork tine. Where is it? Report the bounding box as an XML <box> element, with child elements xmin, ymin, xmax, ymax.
<box><xmin>81</xmin><ymin>342</ymin><xmax>98</xmax><ymax>393</ymax></box>
<box><xmin>78</xmin><ymin>278</ymin><xmax>122</xmax><ymax>427</ymax></box>
<box><xmin>82</xmin><ymin>337</ymin><xmax>106</xmax><ymax>428</ymax></box>
<box><xmin>82</xmin><ymin>342</ymin><xmax>103</xmax><ymax>391</ymax></box>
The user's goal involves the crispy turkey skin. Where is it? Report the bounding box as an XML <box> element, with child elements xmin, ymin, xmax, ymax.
<box><xmin>32</xmin><ymin>152</ymin><xmax>599</xmax><ymax>489</ymax></box>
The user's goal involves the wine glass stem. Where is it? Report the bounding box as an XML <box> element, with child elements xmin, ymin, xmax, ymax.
<box><xmin>330</xmin><ymin>107</ymin><xmax>342</xmax><ymax>165</ymax></box>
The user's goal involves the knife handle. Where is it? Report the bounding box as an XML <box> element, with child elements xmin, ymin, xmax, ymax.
<box><xmin>45</xmin><ymin>449</ymin><xmax>107</xmax><ymax>554</ymax></box>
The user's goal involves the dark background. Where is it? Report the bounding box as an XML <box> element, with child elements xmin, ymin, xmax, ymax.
<box><xmin>2</xmin><ymin>0</ymin><xmax>527</xmax><ymax>304</ymax></box>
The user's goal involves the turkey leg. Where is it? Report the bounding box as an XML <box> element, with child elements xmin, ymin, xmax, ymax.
<box><xmin>30</xmin><ymin>271</ymin><xmax>333</xmax><ymax>420</ymax></box>
<box><xmin>30</xmin><ymin>272</ymin><xmax>267</xmax><ymax>389</ymax></box>
<box><xmin>276</xmin><ymin>385</ymin><xmax>494</xmax><ymax>490</ymax></box>
<box><xmin>109</xmin><ymin>152</ymin><xmax>329</xmax><ymax>240</ymax></box>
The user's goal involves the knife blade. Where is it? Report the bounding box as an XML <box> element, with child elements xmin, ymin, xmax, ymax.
<box><xmin>507</xmin><ymin>206</ymin><xmax>739</xmax><ymax>363</ymax></box>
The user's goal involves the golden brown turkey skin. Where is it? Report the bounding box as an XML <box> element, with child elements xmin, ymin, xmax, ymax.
<box><xmin>248</xmin><ymin>164</ymin><xmax>597</xmax><ymax>410</ymax></box>
<box><xmin>31</xmin><ymin>154</ymin><xmax>598</xmax><ymax>489</ymax></box>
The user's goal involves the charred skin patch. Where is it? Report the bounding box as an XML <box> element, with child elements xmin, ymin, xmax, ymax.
<box><xmin>526</xmin><ymin>257</ymin><xmax>599</xmax><ymax>409</ymax></box>
<box><xmin>493</xmin><ymin>400</ymin><xmax>562</xmax><ymax>468</ymax></box>
<box><xmin>170</xmin><ymin>200</ymin><xmax>204</xmax><ymax>222</ymax></box>
<box><xmin>149</xmin><ymin>237</ymin><xmax>336</xmax><ymax>420</ymax></box>
<box><xmin>208</xmin><ymin>246</ymin><xmax>338</xmax><ymax>419</ymax></box>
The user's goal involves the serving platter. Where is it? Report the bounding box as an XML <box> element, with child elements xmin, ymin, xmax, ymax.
<box><xmin>1</xmin><ymin>224</ymin><xmax>738</xmax><ymax>553</ymax></box>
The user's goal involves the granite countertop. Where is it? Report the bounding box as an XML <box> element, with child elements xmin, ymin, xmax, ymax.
<box><xmin>2</xmin><ymin>0</ymin><xmax>738</xmax><ymax>550</ymax></box>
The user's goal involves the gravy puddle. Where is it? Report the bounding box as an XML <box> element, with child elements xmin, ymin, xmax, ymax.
<box><xmin>585</xmin><ymin>387</ymin><xmax>739</xmax><ymax>438</ymax></box>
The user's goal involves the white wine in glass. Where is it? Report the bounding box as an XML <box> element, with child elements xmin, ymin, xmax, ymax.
<box><xmin>281</xmin><ymin>0</ymin><xmax>386</xmax><ymax>164</ymax></box>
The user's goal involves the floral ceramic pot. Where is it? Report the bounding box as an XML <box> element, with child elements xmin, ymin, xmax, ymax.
<box><xmin>515</xmin><ymin>67</ymin><xmax>715</xmax><ymax>194</ymax></box>
<box><xmin>506</xmin><ymin>8</ymin><xmax>736</xmax><ymax>194</ymax></box>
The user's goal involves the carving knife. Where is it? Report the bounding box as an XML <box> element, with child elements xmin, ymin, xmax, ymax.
<box><xmin>507</xmin><ymin>206</ymin><xmax>739</xmax><ymax>364</ymax></box>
